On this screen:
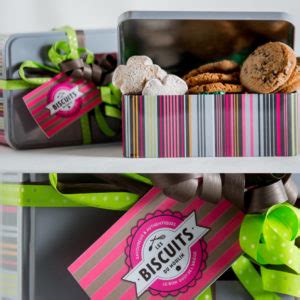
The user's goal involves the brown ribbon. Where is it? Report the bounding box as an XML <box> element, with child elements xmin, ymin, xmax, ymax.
<box><xmin>148</xmin><ymin>173</ymin><xmax>222</xmax><ymax>204</ymax></box>
<box><xmin>76</xmin><ymin>30</ymin><xmax>86</xmax><ymax>48</ymax></box>
<box><xmin>146</xmin><ymin>174</ymin><xmax>298</xmax><ymax>213</ymax></box>
<box><xmin>52</xmin><ymin>173</ymin><xmax>298</xmax><ymax>214</ymax></box>
<box><xmin>59</xmin><ymin>54</ymin><xmax>117</xmax><ymax>86</ymax></box>
<box><xmin>59</xmin><ymin>30</ymin><xmax>117</xmax><ymax>86</ymax></box>
<box><xmin>54</xmin><ymin>174</ymin><xmax>151</xmax><ymax>197</ymax></box>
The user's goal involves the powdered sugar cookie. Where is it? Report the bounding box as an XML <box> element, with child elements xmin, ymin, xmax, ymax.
<box><xmin>112</xmin><ymin>55</ymin><xmax>167</xmax><ymax>94</ymax></box>
<box><xmin>142</xmin><ymin>75</ymin><xmax>188</xmax><ymax>95</ymax></box>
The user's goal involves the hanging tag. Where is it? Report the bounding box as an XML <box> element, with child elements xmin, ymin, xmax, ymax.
<box><xmin>69</xmin><ymin>188</ymin><xmax>244</xmax><ymax>299</ymax></box>
<box><xmin>23</xmin><ymin>73</ymin><xmax>101</xmax><ymax>137</ymax></box>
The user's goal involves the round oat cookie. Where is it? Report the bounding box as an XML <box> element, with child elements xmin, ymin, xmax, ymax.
<box><xmin>278</xmin><ymin>67</ymin><xmax>300</xmax><ymax>92</ymax></box>
<box><xmin>275</xmin><ymin>66</ymin><xmax>299</xmax><ymax>92</ymax></box>
<box><xmin>189</xmin><ymin>83</ymin><xmax>244</xmax><ymax>94</ymax></box>
<box><xmin>240</xmin><ymin>42</ymin><xmax>296</xmax><ymax>93</ymax></box>
<box><xmin>279</xmin><ymin>78</ymin><xmax>300</xmax><ymax>92</ymax></box>
<box><xmin>185</xmin><ymin>72</ymin><xmax>240</xmax><ymax>87</ymax></box>
<box><xmin>183</xmin><ymin>60</ymin><xmax>240</xmax><ymax>80</ymax></box>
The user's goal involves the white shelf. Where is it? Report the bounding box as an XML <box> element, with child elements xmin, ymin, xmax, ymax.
<box><xmin>0</xmin><ymin>143</ymin><xmax>300</xmax><ymax>173</ymax></box>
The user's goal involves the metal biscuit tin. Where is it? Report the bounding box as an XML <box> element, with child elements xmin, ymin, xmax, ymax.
<box><xmin>0</xmin><ymin>29</ymin><xmax>120</xmax><ymax>149</ymax></box>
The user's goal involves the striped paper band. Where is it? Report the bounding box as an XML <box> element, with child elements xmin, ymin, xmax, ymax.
<box><xmin>0</xmin><ymin>205</ymin><xmax>19</xmax><ymax>299</ymax></box>
<box><xmin>123</xmin><ymin>93</ymin><xmax>299</xmax><ymax>157</ymax></box>
<box><xmin>69</xmin><ymin>188</ymin><xmax>243</xmax><ymax>299</ymax></box>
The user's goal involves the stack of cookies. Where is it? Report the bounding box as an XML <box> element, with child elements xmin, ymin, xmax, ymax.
<box><xmin>184</xmin><ymin>42</ymin><xmax>300</xmax><ymax>94</ymax></box>
<box><xmin>278</xmin><ymin>65</ymin><xmax>300</xmax><ymax>93</ymax></box>
<box><xmin>240</xmin><ymin>42</ymin><xmax>300</xmax><ymax>93</ymax></box>
<box><xmin>183</xmin><ymin>60</ymin><xmax>244</xmax><ymax>94</ymax></box>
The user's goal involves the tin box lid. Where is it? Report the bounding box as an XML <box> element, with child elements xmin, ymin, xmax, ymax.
<box><xmin>3</xmin><ymin>29</ymin><xmax>117</xmax><ymax>79</ymax></box>
<box><xmin>118</xmin><ymin>11</ymin><xmax>295</xmax><ymax>75</ymax></box>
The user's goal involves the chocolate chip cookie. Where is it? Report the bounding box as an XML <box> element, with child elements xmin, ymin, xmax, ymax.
<box><xmin>240</xmin><ymin>42</ymin><xmax>296</xmax><ymax>93</ymax></box>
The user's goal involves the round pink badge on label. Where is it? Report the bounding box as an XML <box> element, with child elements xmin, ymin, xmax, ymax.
<box><xmin>47</xmin><ymin>82</ymin><xmax>83</xmax><ymax>117</ymax></box>
<box><xmin>123</xmin><ymin>210</ymin><xmax>208</xmax><ymax>297</ymax></box>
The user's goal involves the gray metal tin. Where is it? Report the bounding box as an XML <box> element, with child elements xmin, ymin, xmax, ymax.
<box><xmin>1</xmin><ymin>29</ymin><xmax>120</xmax><ymax>149</ymax></box>
<box><xmin>0</xmin><ymin>173</ymin><xmax>124</xmax><ymax>300</ymax></box>
<box><xmin>118</xmin><ymin>11</ymin><xmax>295</xmax><ymax>75</ymax></box>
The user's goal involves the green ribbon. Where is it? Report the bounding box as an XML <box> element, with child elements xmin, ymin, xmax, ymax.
<box><xmin>0</xmin><ymin>26</ymin><xmax>80</xmax><ymax>89</ymax></box>
<box><xmin>18</xmin><ymin>60</ymin><xmax>60</xmax><ymax>85</ymax></box>
<box><xmin>200</xmin><ymin>203</ymin><xmax>300</xmax><ymax>300</ymax></box>
<box><xmin>80</xmin><ymin>114</ymin><xmax>92</xmax><ymax>144</ymax></box>
<box><xmin>196</xmin><ymin>287</ymin><xmax>213</xmax><ymax>300</ymax></box>
<box><xmin>48</xmin><ymin>173</ymin><xmax>139</xmax><ymax>210</ymax></box>
<box><xmin>0</xmin><ymin>26</ymin><xmax>121</xmax><ymax>141</ymax></box>
<box><xmin>232</xmin><ymin>256</ymin><xmax>280</xmax><ymax>300</ymax></box>
<box><xmin>0</xmin><ymin>79</ymin><xmax>36</xmax><ymax>90</ymax></box>
<box><xmin>0</xmin><ymin>175</ymin><xmax>140</xmax><ymax>210</ymax></box>
<box><xmin>123</xmin><ymin>173</ymin><xmax>153</xmax><ymax>186</ymax></box>
<box><xmin>94</xmin><ymin>84</ymin><xmax>122</xmax><ymax>137</ymax></box>
<box><xmin>233</xmin><ymin>203</ymin><xmax>300</xmax><ymax>298</ymax></box>
<box><xmin>0</xmin><ymin>182</ymin><xmax>82</xmax><ymax>207</ymax></box>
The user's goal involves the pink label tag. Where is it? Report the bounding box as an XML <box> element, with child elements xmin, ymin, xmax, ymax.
<box><xmin>23</xmin><ymin>73</ymin><xmax>101</xmax><ymax>137</ymax></box>
<box><xmin>69</xmin><ymin>188</ymin><xmax>244</xmax><ymax>299</ymax></box>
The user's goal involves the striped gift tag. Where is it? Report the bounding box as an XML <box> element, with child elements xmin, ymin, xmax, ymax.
<box><xmin>123</xmin><ymin>93</ymin><xmax>299</xmax><ymax>157</ymax></box>
<box><xmin>69</xmin><ymin>188</ymin><xmax>243</xmax><ymax>299</ymax></box>
<box><xmin>23</xmin><ymin>73</ymin><xmax>101</xmax><ymax>138</ymax></box>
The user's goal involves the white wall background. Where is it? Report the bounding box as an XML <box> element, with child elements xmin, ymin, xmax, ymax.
<box><xmin>0</xmin><ymin>0</ymin><xmax>300</xmax><ymax>53</ymax></box>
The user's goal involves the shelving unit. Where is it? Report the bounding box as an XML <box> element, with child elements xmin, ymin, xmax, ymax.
<box><xmin>0</xmin><ymin>143</ymin><xmax>300</xmax><ymax>173</ymax></box>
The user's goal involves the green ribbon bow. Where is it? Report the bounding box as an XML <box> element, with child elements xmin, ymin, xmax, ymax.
<box><xmin>0</xmin><ymin>26</ymin><xmax>93</xmax><ymax>88</ymax></box>
<box><xmin>0</xmin><ymin>26</ymin><xmax>121</xmax><ymax>143</ymax></box>
<box><xmin>198</xmin><ymin>203</ymin><xmax>300</xmax><ymax>300</ymax></box>
<box><xmin>233</xmin><ymin>203</ymin><xmax>300</xmax><ymax>299</ymax></box>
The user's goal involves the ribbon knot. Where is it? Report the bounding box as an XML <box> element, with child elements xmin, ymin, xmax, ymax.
<box><xmin>60</xmin><ymin>58</ymin><xmax>103</xmax><ymax>85</ymax></box>
<box><xmin>147</xmin><ymin>174</ymin><xmax>298</xmax><ymax>213</ymax></box>
<box><xmin>2</xmin><ymin>26</ymin><xmax>117</xmax><ymax>89</ymax></box>
<box><xmin>233</xmin><ymin>203</ymin><xmax>300</xmax><ymax>298</ymax></box>
<box><xmin>59</xmin><ymin>54</ymin><xmax>117</xmax><ymax>86</ymax></box>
